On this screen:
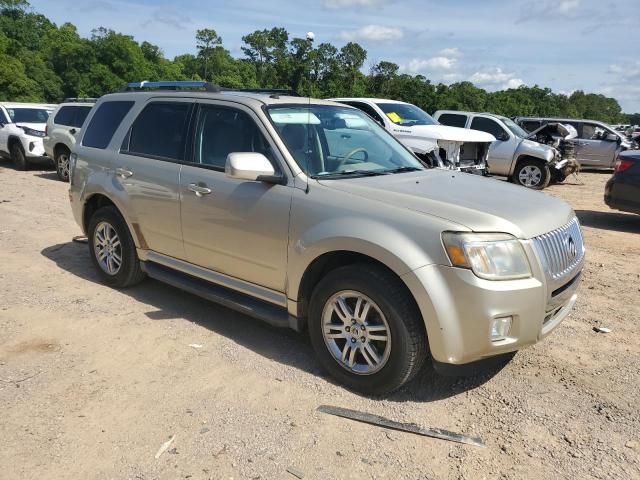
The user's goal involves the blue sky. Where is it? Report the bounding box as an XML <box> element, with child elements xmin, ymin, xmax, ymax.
<box><xmin>30</xmin><ymin>0</ymin><xmax>639</xmax><ymax>112</ymax></box>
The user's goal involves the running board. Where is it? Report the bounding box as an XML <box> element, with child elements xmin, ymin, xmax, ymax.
<box><xmin>141</xmin><ymin>261</ymin><xmax>302</xmax><ymax>331</ymax></box>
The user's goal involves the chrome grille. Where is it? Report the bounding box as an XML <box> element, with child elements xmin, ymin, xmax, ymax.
<box><xmin>533</xmin><ymin>217</ymin><xmax>585</xmax><ymax>280</ymax></box>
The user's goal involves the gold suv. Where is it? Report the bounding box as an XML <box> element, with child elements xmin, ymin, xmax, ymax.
<box><xmin>68</xmin><ymin>82</ymin><xmax>584</xmax><ymax>394</ymax></box>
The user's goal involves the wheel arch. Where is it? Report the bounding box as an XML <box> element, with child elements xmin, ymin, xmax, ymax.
<box><xmin>294</xmin><ymin>250</ymin><xmax>423</xmax><ymax>326</ymax></box>
<box><xmin>82</xmin><ymin>193</ymin><xmax>143</xmax><ymax>249</ymax></box>
<box><xmin>53</xmin><ymin>142</ymin><xmax>71</xmax><ymax>158</ymax></box>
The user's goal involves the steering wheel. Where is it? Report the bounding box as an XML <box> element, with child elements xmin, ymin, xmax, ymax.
<box><xmin>337</xmin><ymin>147</ymin><xmax>368</xmax><ymax>169</ymax></box>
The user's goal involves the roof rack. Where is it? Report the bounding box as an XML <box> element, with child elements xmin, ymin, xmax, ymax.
<box><xmin>124</xmin><ymin>81</ymin><xmax>221</xmax><ymax>92</ymax></box>
<box><xmin>63</xmin><ymin>97</ymin><xmax>98</xmax><ymax>103</ymax></box>
<box><xmin>221</xmin><ymin>88</ymin><xmax>299</xmax><ymax>97</ymax></box>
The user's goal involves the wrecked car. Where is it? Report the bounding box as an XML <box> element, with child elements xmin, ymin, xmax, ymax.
<box><xmin>525</xmin><ymin>122</ymin><xmax>580</xmax><ymax>183</ymax></box>
<box><xmin>434</xmin><ymin>110</ymin><xmax>571</xmax><ymax>189</ymax></box>
<box><xmin>516</xmin><ymin>116</ymin><xmax>637</xmax><ymax>170</ymax></box>
<box><xmin>330</xmin><ymin>98</ymin><xmax>495</xmax><ymax>175</ymax></box>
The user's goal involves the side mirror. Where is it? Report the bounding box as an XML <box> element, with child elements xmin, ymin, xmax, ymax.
<box><xmin>497</xmin><ymin>132</ymin><xmax>510</xmax><ymax>141</ymax></box>
<box><xmin>225</xmin><ymin>152</ymin><xmax>282</xmax><ymax>184</ymax></box>
<box><xmin>605</xmin><ymin>133</ymin><xmax>619</xmax><ymax>142</ymax></box>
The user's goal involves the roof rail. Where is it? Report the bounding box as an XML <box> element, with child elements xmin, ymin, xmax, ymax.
<box><xmin>63</xmin><ymin>97</ymin><xmax>98</xmax><ymax>103</ymax></box>
<box><xmin>123</xmin><ymin>81</ymin><xmax>221</xmax><ymax>92</ymax></box>
<box><xmin>221</xmin><ymin>88</ymin><xmax>299</xmax><ymax>97</ymax></box>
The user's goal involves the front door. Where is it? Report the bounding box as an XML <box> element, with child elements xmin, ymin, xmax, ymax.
<box><xmin>469</xmin><ymin>116</ymin><xmax>516</xmax><ymax>176</ymax></box>
<box><xmin>179</xmin><ymin>102</ymin><xmax>292</xmax><ymax>293</ymax></box>
<box><xmin>576</xmin><ymin>122</ymin><xmax>618</xmax><ymax>168</ymax></box>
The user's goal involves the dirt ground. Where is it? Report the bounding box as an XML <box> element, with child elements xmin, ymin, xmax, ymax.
<box><xmin>0</xmin><ymin>163</ymin><xmax>639</xmax><ymax>480</ymax></box>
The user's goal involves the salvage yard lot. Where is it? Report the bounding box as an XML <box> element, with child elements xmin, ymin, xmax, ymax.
<box><xmin>0</xmin><ymin>165</ymin><xmax>639</xmax><ymax>480</ymax></box>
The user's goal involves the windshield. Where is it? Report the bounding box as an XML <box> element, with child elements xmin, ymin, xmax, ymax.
<box><xmin>375</xmin><ymin>103</ymin><xmax>438</xmax><ymax>126</ymax></box>
<box><xmin>267</xmin><ymin>105</ymin><xmax>424</xmax><ymax>178</ymax></box>
<box><xmin>7</xmin><ymin>108</ymin><xmax>51</xmax><ymax>124</ymax></box>
<box><xmin>501</xmin><ymin>117</ymin><xmax>529</xmax><ymax>139</ymax></box>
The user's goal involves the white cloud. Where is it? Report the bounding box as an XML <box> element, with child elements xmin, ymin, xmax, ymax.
<box><xmin>602</xmin><ymin>62</ymin><xmax>640</xmax><ymax>112</ymax></box>
<box><xmin>469</xmin><ymin>68</ymin><xmax>525</xmax><ymax>90</ymax></box>
<box><xmin>323</xmin><ymin>0</ymin><xmax>386</xmax><ymax>8</ymax></box>
<box><xmin>339</xmin><ymin>25</ymin><xmax>403</xmax><ymax>42</ymax></box>
<box><xmin>404</xmin><ymin>56</ymin><xmax>457</xmax><ymax>73</ymax></box>
<box><xmin>438</xmin><ymin>47</ymin><xmax>462</xmax><ymax>58</ymax></box>
<box><xmin>558</xmin><ymin>0</ymin><xmax>580</xmax><ymax>14</ymax></box>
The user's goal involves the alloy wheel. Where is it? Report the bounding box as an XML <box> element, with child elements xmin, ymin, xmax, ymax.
<box><xmin>57</xmin><ymin>153</ymin><xmax>69</xmax><ymax>180</ymax></box>
<box><xmin>518</xmin><ymin>165</ymin><xmax>542</xmax><ymax>187</ymax></box>
<box><xmin>93</xmin><ymin>221</ymin><xmax>122</xmax><ymax>275</ymax></box>
<box><xmin>321</xmin><ymin>290</ymin><xmax>391</xmax><ymax>375</ymax></box>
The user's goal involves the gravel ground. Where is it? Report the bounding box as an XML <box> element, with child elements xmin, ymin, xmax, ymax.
<box><xmin>0</xmin><ymin>164</ymin><xmax>639</xmax><ymax>480</ymax></box>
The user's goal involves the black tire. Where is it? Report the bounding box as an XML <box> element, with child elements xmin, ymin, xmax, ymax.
<box><xmin>87</xmin><ymin>206</ymin><xmax>145</xmax><ymax>288</ymax></box>
<box><xmin>513</xmin><ymin>159</ymin><xmax>550</xmax><ymax>190</ymax></box>
<box><xmin>10</xmin><ymin>142</ymin><xmax>27</xmax><ymax>170</ymax></box>
<box><xmin>55</xmin><ymin>147</ymin><xmax>71</xmax><ymax>182</ymax></box>
<box><xmin>308</xmin><ymin>263</ymin><xmax>427</xmax><ymax>395</ymax></box>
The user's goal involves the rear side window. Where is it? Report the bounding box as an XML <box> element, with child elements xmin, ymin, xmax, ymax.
<box><xmin>347</xmin><ymin>102</ymin><xmax>385</xmax><ymax>125</ymax></box>
<box><xmin>83</xmin><ymin>101</ymin><xmax>134</xmax><ymax>149</ymax></box>
<box><xmin>470</xmin><ymin>117</ymin><xmax>508</xmax><ymax>139</ymax></box>
<box><xmin>54</xmin><ymin>106</ymin><xmax>74</xmax><ymax>126</ymax></box>
<box><xmin>124</xmin><ymin>102</ymin><xmax>191</xmax><ymax>161</ymax></box>
<box><xmin>438</xmin><ymin>113</ymin><xmax>467</xmax><ymax>128</ymax></box>
<box><xmin>72</xmin><ymin>106</ymin><xmax>93</xmax><ymax>128</ymax></box>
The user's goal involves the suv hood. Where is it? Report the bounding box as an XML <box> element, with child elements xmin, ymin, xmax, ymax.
<box><xmin>392</xmin><ymin>124</ymin><xmax>495</xmax><ymax>143</ymax></box>
<box><xmin>318</xmin><ymin>170</ymin><xmax>573</xmax><ymax>239</ymax></box>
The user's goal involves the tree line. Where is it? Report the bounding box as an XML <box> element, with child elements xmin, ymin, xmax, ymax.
<box><xmin>0</xmin><ymin>0</ymin><xmax>635</xmax><ymax>124</ymax></box>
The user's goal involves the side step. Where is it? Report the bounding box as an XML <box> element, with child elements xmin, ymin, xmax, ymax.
<box><xmin>141</xmin><ymin>261</ymin><xmax>303</xmax><ymax>331</ymax></box>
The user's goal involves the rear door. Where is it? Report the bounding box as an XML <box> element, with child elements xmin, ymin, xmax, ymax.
<box><xmin>576</xmin><ymin>122</ymin><xmax>618</xmax><ymax>168</ymax></box>
<box><xmin>179</xmin><ymin>101</ymin><xmax>292</xmax><ymax>293</ymax></box>
<box><xmin>114</xmin><ymin>99</ymin><xmax>193</xmax><ymax>258</ymax></box>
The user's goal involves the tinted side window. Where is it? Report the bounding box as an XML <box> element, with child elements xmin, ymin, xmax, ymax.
<box><xmin>195</xmin><ymin>106</ymin><xmax>273</xmax><ymax>170</ymax></box>
<box><xmin>438</xmin><ymin>113</ymin><xmax>467</xmax><ymax>128</ymax></box>
<box><xmin>54</xmin><ymin>106</ymin><xmax>74</xmax><ymax>126</ymax></box>
<box><xmin>126</xmin><ymin>102</ymin><xmax>190</xmax><ymax>160</ymax></box>
<box><xmin>470</xmin><ymin>117</ymin><xmax>508</xmax><ymax>139</ymax></box>
<box><xmin>72</xmin><ymin>106</ymin><xmax>93</xmax><ymax>128</ymax></box>
<box><xmin>83</xmin><ymin>101</ymin><xmax>134</xmax><ymax>149</ymax></box>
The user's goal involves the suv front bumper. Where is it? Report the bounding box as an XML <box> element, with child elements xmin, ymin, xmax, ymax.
<box><xmin>23</xmin><ymin>137</ymin><xmax>47</xmax><ymax>158</ymax></box>
<box><xmin>402</xmin><ymin>262</ymin><xmax>581</xmax><ymax>365</ymax></box>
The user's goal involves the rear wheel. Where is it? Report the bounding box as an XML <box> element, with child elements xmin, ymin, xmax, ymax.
<box><xmin>308</xmin><ymin>264</ymin><xmax>427</xmax><ymax>395</ymax></box>
<box><xmin>513</xmin><ymin>159</ymin><xmax>550</xmax><ymax>189</ymax></box>
<box><xmin>10</xmin><ymin>143</ymin><xmax>27</xmax><ymax>170</ymax></box>
<box><xmin>88</xmin><ymin>206</ymin><xmax>145</xmax><ymax>288</ymax></box>
<box><xmin>55</xmin><ymin>147</ymin><xmax>71</xmax><ymax>182</ymax></box>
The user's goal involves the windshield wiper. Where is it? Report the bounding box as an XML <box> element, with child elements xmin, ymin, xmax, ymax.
<box><xmin>385</xmin><ymin>166</ymin><xmax>423</xmax><ymax>174</ymax></box>
<box><xmin>313</xmin><ymin>170</ymin><xmax>389</xmax><ymax>179</ymax></box>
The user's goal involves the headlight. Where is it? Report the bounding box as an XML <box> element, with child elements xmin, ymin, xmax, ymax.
<box><xmin>18</xmin><ymin>125</ymin><xmax>45</xmax><ymax>138</ymax></box>
<box><xmin>442</xmin><ymin>232</ymin><xmax>532</xmax><ymax>280</ymax></box>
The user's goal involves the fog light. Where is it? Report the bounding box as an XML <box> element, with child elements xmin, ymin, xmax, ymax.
<box><xmin>490</xmin><ymin>316</ymin><xmax>512</xmax><ymax>341</ymax></box>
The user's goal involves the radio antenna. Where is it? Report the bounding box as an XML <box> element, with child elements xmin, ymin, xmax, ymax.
<box><xmin>304</xmin><ymin>31</ymin><xmax>315</xmax><ymax>194</ymax></box>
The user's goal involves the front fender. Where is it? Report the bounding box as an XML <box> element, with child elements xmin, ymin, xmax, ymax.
<box><xmin>514</xmin><ymin>140</ymin><xmax>555</xmax><ymax>165</ymax></box>
<box><xmin>287</xmin><ymin>216</ymin><xmax>441</xmax><ymax>302</ymax></box>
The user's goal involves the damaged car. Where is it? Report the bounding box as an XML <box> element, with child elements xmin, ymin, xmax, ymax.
<box><xmin>330</xmin><ymin>98</ymin><xmax>495</xmax><ymax>175</ymax></box>
<box><xmin>524</xmin><ymin>122</ymin><xmax>580</xmax><ymax>183</ymax></box>
<box><xmin>434</xmin><ymin>110</ymin><xmax>574</xmax><ymax>189</ymax></box>
<box><xmin>515</xmin><ymin>116</ymin><xmax>637</xmax><ymax>170</ymax></box>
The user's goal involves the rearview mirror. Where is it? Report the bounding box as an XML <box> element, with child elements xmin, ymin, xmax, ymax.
<box><xmin>225</xmin><ymin>152</ymin><xmax>282</xmax><ymax>184</ymax></box>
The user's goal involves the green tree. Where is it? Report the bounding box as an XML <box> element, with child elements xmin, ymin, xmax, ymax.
<box><xmin>195</xmin><ymin>28</ymin><xmax>222</xmax><ymax>81</ymax></box>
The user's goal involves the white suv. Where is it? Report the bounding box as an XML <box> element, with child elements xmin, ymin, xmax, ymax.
<box><xmin>43</xmin><ymin>100</ymin><xmax>95</xmax><ymax>181</ymax></box>
<box><xmin>0</xmin><ymin>103</ymin><xmax>56</xmax><ymax>170</ymax></box>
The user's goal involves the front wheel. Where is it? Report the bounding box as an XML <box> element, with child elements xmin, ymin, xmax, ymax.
<box><xmin>308</xmin><ymin>264</ymin><xmax>427</xmax><ymax>395</ymax></box>
<box><xmin>55</xmin><ymin>148</ymin><xmax>71</xmax><ymax>182</ymax></box>
<box><xmin>10</xmin><ymin>143</ymin><xmax>27</xmax><ymax>170</ymax></box>
<box><xmin>513</xmin><ymin>160</ymin><xmax>550</xmax><ymax>189</ymax></box>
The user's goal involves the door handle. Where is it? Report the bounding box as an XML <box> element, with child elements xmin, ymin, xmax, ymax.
<box><xmin>188</xmin><ymin>183</ymin><xmax>212</xmax><ymax>197</ymax></box>
<box><xmin>115</xmin><ymin>167</ymin><xmax>133</xmax><ymax>178</ymax></box>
